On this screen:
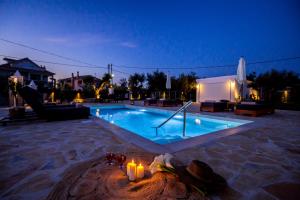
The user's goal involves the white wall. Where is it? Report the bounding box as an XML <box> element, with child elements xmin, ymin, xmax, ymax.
<box><xmin>196</xmin><ymin>75</ymin><xmax>238</xmax><ymax>102</ymax></box>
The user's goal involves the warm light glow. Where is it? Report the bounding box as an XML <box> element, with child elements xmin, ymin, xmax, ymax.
<box><xmin>74</xmin><ymin>92</ymin><xmax>84</xmax><ymax>103</ymax></box>
<box><xmin>228</xmin><ymin>80</ymin><xmax>235</xmax><ymax>88</ymax></box>
<box><xmin>231</xmin><ymin>80</ymin><xmax>235</xmax><ymax>87</ymax></box>
<box><xmin>234</xmin><ymin>91</ymin><xmax>239</xmax><ymax>100</ymax></box>
<box><xmin>137</xmin><ymin>163</ymin><xmax>144</xmax><ymax>179</ymax></box>
<box><xmin>50</xmin><ymin>92</ymin><xmax>55</xmax><ymax>102</ymax></box>
<box><xmin>282</xmin><ymin>90</ymin><xmax>289</xmax><ymax>103</ymax></box>
<box><xmin>196</xmin><ymin>84</ymin><xmax>199</xmax><ymax>89</ymax></box>
<box><xmin>127</xmin><ymin>159</ymin><xmax>137</xmax><ymax>181</ymax></box>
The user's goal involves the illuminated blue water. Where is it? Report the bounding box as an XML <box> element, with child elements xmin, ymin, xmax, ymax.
<box><xmin>90</xmin><ymin>105</ymin><xmax>250</xmax><ymax>144</ymax></box>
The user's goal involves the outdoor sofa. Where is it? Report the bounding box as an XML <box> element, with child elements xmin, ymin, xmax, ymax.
<box><xmin>200</xmin><ymin>101</ymin><xmax>227</xmax><ymax>112</ymax></box>
<box><xmin>144</xmin><ymin>98</ymin><xmax>183</xmax><ymax>107</ymax></box>
<box><xmin>18</xmin><ymin>86</ymin><xmax>90</xmax><ymax>121</ymax></box>
<box><xmin>144</xmin><ymin>98</ymin><xmax>158</xmax><ymax>106</ymax></box>
<box><xmin>234</xmin><ymin>102</ymin><xmax>274</xmax><ymax>117</ymax></box>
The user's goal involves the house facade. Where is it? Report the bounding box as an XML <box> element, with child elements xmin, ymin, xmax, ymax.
<box><xmin>58</xmin><ymin>72</ymin><xmax>100</xmax><ymax>91</ymax></box>
<box><xmin>0</xmin><ymin>57</ymin><xmax>55</xmax><ymax>106</ymax></box>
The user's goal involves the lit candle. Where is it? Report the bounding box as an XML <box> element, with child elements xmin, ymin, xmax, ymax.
<box><xmin>127</xmin><ymin>159</ymin><xmax>137</xmax><ymax>181</ymax></box>
<box><xmin>137</xmin><ymin>163</ymin><xmax>144</xmax><ymax>179</ymax></box>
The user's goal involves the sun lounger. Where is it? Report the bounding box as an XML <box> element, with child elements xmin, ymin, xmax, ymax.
<box><xmin>234</xmin><ymin>102</ymin><xmax>274</xmax><ymax>117</ymax></box>
<box><xmin>200</xmin><ymin>101</ymin><xmax>227</xmax><ymax>112</ymax></box>
<box><xmin>18</xmin><ymin>86</ymin><xmax>90</xmax><ymax>121</ymax></box>
<box><xmin>157</xmin><ymin>99</ymin><xmax>183</xmax><ymax>107</ymax></box>
<box><xmin>144</xmin><ymin>98</ymin><xmax>158</xmax><ymax>106</ymax></box>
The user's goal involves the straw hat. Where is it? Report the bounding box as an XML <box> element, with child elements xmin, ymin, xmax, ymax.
<box><xmin>174</xmin><ymin>160</ymin><xmax>227</xmax><ymax>194</ymax></box>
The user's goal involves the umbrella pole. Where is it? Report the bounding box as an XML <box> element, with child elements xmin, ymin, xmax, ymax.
<box><xmin>241</xmin><ymin>83</ymin><xmax>243</xmax><ymax>101</ymax></box>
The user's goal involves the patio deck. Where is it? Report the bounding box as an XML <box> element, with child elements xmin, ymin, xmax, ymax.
<box><xmin>0</xmin><ymin>106</ymin><xmax>300</xmax><ymax>199</ymax></box>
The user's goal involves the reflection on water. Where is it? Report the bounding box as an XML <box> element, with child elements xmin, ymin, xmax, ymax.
<box><xmin>91</xmin><ymin>107</ymin><xmax>247</xmax><ymax>144</ymax></box>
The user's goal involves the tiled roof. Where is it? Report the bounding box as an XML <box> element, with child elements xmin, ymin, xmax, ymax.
<box><xmin>0</xmin><ymin>57</ymin><xmax>55</xmax><ymax>75</ymax></box>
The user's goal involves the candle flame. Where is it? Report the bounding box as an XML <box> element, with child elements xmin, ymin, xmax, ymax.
<box><xmin>139</xmin><ymin>163</ymin><xmax>142</xmax><ymax>166</ymax></box>
<box><xmin>132</xmin><ymin>159</ymin><xmax>134</xmax><ymax>163</ymax></box>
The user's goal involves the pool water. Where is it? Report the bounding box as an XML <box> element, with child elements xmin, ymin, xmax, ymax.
<box><xmin>90</xmin><ymin>105</ymin><xmax>251</xmax><ymax>144</ymax></box>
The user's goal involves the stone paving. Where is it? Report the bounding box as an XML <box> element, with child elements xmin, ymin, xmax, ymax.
<box><xmin>0</xmin><ymin>107</ymin><xmax>300</xmax><ymax>200</ymax></box>
<box><xmin>174</xmin><ymin>110</ymin><xmax>300</xmax><ymax>199</ymax></box>
<box><xmin>0</xmin><ymin>119</ymin><xmax>146</xmax><ymax>200</ymax></box>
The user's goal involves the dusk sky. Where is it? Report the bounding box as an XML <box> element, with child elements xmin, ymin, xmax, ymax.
<box><xmin>0</xmin><ymin>0</ymin><xmax>300</xmax><ymax>81</ymax></box>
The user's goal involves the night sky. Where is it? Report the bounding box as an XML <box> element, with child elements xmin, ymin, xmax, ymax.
<box><xmin>0</xmin><ymin>0</ymin><xmax>300</xmax><ymax>81</ymax></box>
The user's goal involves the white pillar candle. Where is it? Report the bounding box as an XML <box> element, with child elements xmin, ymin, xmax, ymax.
<box><xmin>137</xmin><ymin>163</ymin><xmax>144</xmax><ymax>179</ymax></box>
<box><xmin>127</xmin><ymin>160</ymin><xmax>136</xmax><ymax>181</ymax></box>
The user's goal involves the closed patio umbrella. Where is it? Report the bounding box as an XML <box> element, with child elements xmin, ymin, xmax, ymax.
<box><xmin>237</xmin><ymin>57</ymin><xmax>247</xmax><ymax>100</ymax></box>
<box><xmin>28</xmin><ymin>80</ymin><xmax>37</xmax><ymax>90</ymax></box>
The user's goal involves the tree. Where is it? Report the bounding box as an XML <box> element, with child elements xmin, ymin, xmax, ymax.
<box><xmin>128</xmin><ymin>73</ymin><xmax>145</xmax><ymax>98</ymax></box>
<box><xmin>119</xmin><ymin>78</ymin><xmax>128</xmax><ymax>88</ymax></box>
<box><xmin>177</xmin><ymin>72</ymin><xmax>198</xmax><ymax>101</ymax></box>
<box><xmin>82</xmin><ymin>76</ymin><xmax>96</xmax><ymax>85</ymax></box>
<box><xmin>101</xmin><ymin>73</ymin><xmax>112</xmax><ymax>85</ymax></box>
<box><xmin>82</xmin><ymin>84</ymin><xmax>95</xmax><ymax>98</ymax></box>
<box><xmin>248</xmin><ymin>69</ymin><xmax>300</xmax><ymax>103</ymax></box>
<box><xmin>146</xmin><ymin>70</ymin><xmax>166</xmax><ymax>91</ymax></box>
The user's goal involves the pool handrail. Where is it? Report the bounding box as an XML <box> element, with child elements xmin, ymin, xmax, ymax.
<box><xmin>153</xmin><ymin>100</ymin><xmax>193</xmax><ymax>136</ymax></box>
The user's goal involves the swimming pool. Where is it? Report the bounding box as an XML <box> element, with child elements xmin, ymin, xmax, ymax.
<box><xmin>90</xmin><ymin>105</ymin><xmax>251</xmax><ymax>144</ymax></box>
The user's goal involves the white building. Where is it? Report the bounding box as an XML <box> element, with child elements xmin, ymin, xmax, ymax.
<box><xmin>196</xmin><ymin>75</ymin><xmax>239</xmax><ymax>103</ymax></box>
<box><xmin>195</xmin><ymin>57</ymin><xmax>258</xmax><ymax>103</ymax></box>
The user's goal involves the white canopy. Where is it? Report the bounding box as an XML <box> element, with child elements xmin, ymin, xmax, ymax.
<box><xmin>28</xmin><ymin>80</ymin><xmax>37</xmax><ymax>90</ymax></box>
<box><xmin>166</xmin><ymin>72</ymin><xmax>171</xmax><ymax>89</ymax></box>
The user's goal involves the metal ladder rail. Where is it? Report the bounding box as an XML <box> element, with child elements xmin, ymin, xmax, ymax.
<box><xmin>154</xmin><ymin>100</ymin><xmax>193</xmax><ymax>136</ymax></box>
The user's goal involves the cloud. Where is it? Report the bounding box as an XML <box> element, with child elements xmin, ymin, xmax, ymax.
<box><xmin>42</xmin><ymin>34</ymin><xmax>137</xmax><ymax>49</ymax></box>
<box><xmin>77</xmin><ymin>33</ymin><xmax>114</xmax><ymax>45</ymax></box>
<box><xmin>120</xmin><ymin>41</ymin><xmax>137</xmax><ymax>48</ymax></box>
<box><xmin>42</xmin><ymin>33</ymin><xmax>113</xmax><ymax>46</ymax></box>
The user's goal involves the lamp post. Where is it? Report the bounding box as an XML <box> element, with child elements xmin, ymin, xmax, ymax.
<box><xmin>13</xmin><ymin>77</ymin><xmax>18</xmax><ymax>107</ymax></box>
